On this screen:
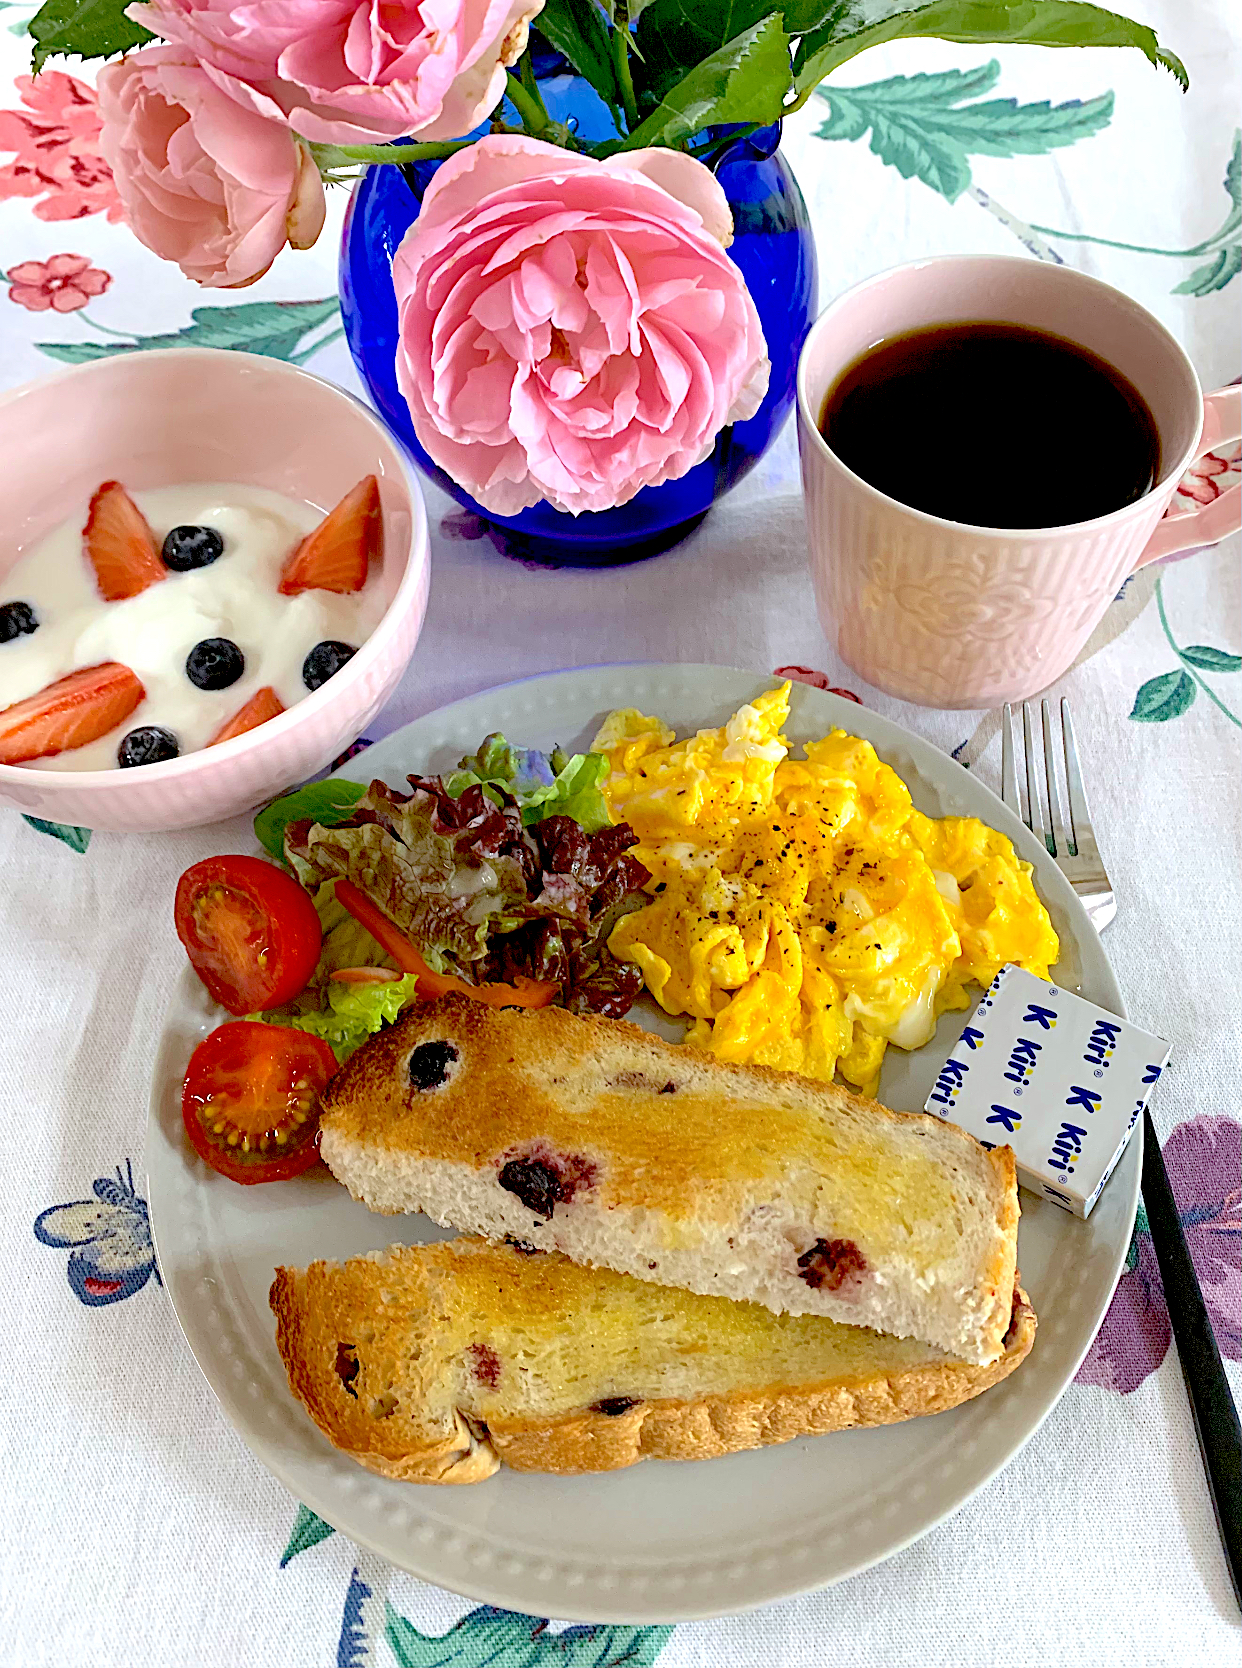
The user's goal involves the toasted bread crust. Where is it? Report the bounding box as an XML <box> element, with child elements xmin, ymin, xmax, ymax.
<box><xmin>319</xmin><ymin>996</ymin><xmax>1020</xmax><ymax>1363</ymax></box>
<box><xmin>270</xmin><ymin>1241</ymin><xmax>1036</xmax><ymax>1484</ymax></box>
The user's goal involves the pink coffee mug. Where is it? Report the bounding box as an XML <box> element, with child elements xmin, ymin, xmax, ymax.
<box><xmin>796</xmin><ymin>255</ymin><xmax>1241</xmax><ymax>709</ymax></box>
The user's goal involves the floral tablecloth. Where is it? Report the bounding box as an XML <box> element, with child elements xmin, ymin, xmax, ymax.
<box><xmin>1</xmin><ymin>5</ymin><xmax>1238</xmax><ymax>1665</ymax></box>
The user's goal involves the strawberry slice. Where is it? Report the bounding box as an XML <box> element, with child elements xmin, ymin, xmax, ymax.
<box><xmin>207</xmin><ymin>686</ymin><xmax>285</xmax><ymax>746</ymax></box>
<box><xmin>0</xmin><ymin>662</ymin><xmax>145</xmax><ymax>764</ymax></box>
<box><xmin>83</xmin><ymin>481</ymin><xmax>165</xmax><ymax>601</ymax></box>
<box><xmin>278</xmin><ymin>474</ymin><xmax>380</xmax><ymax>596</ymax></box>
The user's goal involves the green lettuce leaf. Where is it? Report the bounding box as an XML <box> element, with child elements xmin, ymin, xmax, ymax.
<box><xmin>446</xmin><ymin>733</ymin><xmax>613</xmax><ymax>833</ymax></box>
<box><xmin>254</xmin><ymin>779</ymin><xmax>367</xmax><ymax>863</ymax></box>
<box><xmin>268</xmin><ymin>974</ymin><xmax>422</xmax><ymax>1063</ymax></box>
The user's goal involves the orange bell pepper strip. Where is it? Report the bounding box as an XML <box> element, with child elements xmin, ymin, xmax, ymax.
<box><xmin>333</xmin><ymin>879</ymin><xmax>559</xmax><ymax>1009</ymax></box>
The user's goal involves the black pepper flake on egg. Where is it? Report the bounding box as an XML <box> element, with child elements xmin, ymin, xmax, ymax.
<box><xmin>185</xmin><ymin>636</ymin><xmax>245</xmax><ymax>690</ymax></box>
<box><xmin>0</xmin><ymin>601</ymin><xmax>38</xmax><ymax>643</ymax></box>
<box><xmin>303</xmin><ymin>639</ymin><xmax>357</xmax><ymax>692</ymax></box>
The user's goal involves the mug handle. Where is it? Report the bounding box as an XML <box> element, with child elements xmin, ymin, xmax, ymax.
<box><xmin>1132</xmin><ymin>384</ymin><xmax>1242</xmax><ymax>569</ymax></box>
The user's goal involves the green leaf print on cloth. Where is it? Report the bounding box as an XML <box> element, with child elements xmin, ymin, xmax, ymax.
<box><xmin>1129</xmin><ymin>576</ymin><xmax>1241</xmax><ymax>727</ymax></box>
<box><xmin>385</xmin><ymin>1601</ymin><xmax>674</xmax><ymax>1668</ymax></box>
<box><xmin>1029</xmin><ymin>129</ymin><xmax>1241</xmax><ymax>295</ymax></box>
<box><xmin>279</xmin><ymin>1503</ymin><xmax>335</xmax><ymax>1568</ymax></box>
<box><xmin>813</xmin><ymin>61</ymin><xmax>1112</xmax><ymax>201</ymax></box>
<box><xmin>20</xmin><ymin>815</ymin><xmax>91</xmax><ymax>851</ymax></box>
<box><xmin>35</xmin><ymin>296</ymin><xmax>343</xmax><ymax>365</ymax></box>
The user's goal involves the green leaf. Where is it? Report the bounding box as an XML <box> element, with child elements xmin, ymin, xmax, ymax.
<box><xmin>279</xmin><ymin>1504</ymin><xmax>335</xmax><ymax>1567</ymax></box>
<box><xmin>254</xmin><ymin>778</ymin><xmax>368</xmax><ymax>862</ymax></box>
<box><xmin>1129</xmin><ymin>669</ymin><xmax>1195</xmax><ymax>722</ymax></box>
<box><xmin>20</xmin><ymin>814</ymin><xmax>91</xmax><ymax>852</ymax></box>
<box><xmin>792</xmin><ymin>1</ymin><xmax>1188</xmax><ymax>109</ymax></box>
<box><xmin>813</xmin><ymin>63</ymin><xmax>1111</xmax><ymax>200</ymax></box>
<box><xmin>28</xmin><ymin>0</ymin><xmax>151</xmax><ymax>70</ymax></box>
<box><xmin>1173</xmin><ymin>243</ymin><xmax>1242</xmax><ymax>297</ymax></box>
<box><xmin>634</xmin><ymin>1</ymin><xmax>840</xmax><ymax>103</ymax></box>
<box><xmin>35</xmin><ymin>298</ymin><xmax>340</xmax><ymax>366</ymax></box>
<box><xmin>614</xmin><ymin>13</ymin><xmax>791</xmax><ymax>151</ymax></box>
<box><xmin>536</xmin><ymin>1</ymin><xmax>621</xmax><ymax>108</ymax></box>
<box><xmin>1180</xmin><ymin>644</ymin><xmax>1242</xmax><ymax>673</ymax></box>
<box><xmin>384</xmin><ymin>1601</ymin><xmax>675</xmax><ymax>1668</ymax></box>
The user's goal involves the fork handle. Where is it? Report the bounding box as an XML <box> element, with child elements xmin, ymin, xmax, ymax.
<box><xmin>1141</xmin><ymin>1109</ymin><xmax>1242</xmax><ymax>1611</ymax></box>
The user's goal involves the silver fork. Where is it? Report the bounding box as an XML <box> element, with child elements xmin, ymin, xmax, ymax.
<box><xmin>1000</xmin><ymin>699</ymin><xmax>1116</xmax><ymax>931</ymax></box>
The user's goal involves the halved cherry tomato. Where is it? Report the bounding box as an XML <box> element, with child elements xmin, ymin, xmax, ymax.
<box><xmin>175</xmin><ymin>855</ymin><xmax>322</xmax><ymax>1015</ymax></box>
<box><xmin>182</xmin><ymin>1022</ymin><xmax>338</xmax><ymax>1184</ymax></box>
<box><xmin>333</xmin><ymin>878</ymin><xmax>559</xmax><ymax>1009</ymax></box>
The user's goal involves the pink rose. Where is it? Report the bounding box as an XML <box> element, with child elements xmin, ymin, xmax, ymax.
<box><xmin>392</xmin><ymin>136</ymin><xmax>770</xmax><ymax>517</ymax></box>
<box><xmin>126</xmin><ymin>0</ymin><xmax>544</xmax><ymax>145</ymax></box>
<box><xmin>97</xmin><ymin>46</ymin><xmax>325</xmax><ymax>287</ymax></box>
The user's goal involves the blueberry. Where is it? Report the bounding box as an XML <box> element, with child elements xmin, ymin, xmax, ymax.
<box><xmin>408</xmin><ymin>1040</ymin><xmax>458</xmax><ymax>1090</ymax></box>
<box><xmin>162</xmin><ymin>525</ymin><xmax>223</xmax><ymax>572</ymax></box>
<box><xmin>0</xmin><ymin>601</ymin><xmax>38</xmax><ymax>643</ymax></box>
<box><xmin>185</xmin><ymin>637</ymin><xmax>244</xmax><ymax>691</ymax></box>
<box><xmin>303</xmin><ymin>639</ymin><xmax>356</xmax><ymax>692</ymax></box>
<box><xmin>117</xmin><ymin>725</ymin><xmax>179</xmax><ymax>768</ymax></box>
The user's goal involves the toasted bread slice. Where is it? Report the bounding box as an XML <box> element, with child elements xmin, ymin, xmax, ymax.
<box><xmin>318</xmin><ymin>997</ymin><xmax>1019</xmax><ymax>1364</ymax></box>
<box><xmin>271</xmin><ymin>1237</ymin><xmax>1036</xmax><ymax>1483</ymax></box>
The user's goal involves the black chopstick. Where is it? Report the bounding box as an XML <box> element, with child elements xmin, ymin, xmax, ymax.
<box><xmin>1141</xmin><ymin>1109</ymin><xmax>1242</xmax><ymax>1612</ymax></box>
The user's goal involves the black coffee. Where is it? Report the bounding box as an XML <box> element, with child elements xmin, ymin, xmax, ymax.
<box><xmin>819</xmin><ymin>321</ymin><xmax>1160</xmax><ymax>529</ymax></box>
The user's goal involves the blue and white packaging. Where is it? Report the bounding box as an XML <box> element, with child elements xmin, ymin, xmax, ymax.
<box><xmin>924</xmin><ymin>965</ymin><xmax>1170</xmax><ymax>1218</ymax></box>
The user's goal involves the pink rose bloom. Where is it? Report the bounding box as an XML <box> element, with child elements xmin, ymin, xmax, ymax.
<box><xmin>97</xmin><ymin>47</ymin><xmax>325</xmax><ymax>288</ymax></box>
<box><xmin>392</xmin><ymin>136</ymin><xmax>770</xmax><ymax>516</ymax></box>
<box><xmin>7</xmin><ymin>253</ymin><xmax>112</xmax><ymax>312</ymax></box>
<box><xmin>126</xmin><ymin>0</ymin><xmax>544</xmax><ymax>144</ymax></box>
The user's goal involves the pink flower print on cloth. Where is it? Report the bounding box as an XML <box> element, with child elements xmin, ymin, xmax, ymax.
<box><xmin>6</xmin><ymin>253</ymin><xmax>112</xmax><ymax>313</ymax></box>
<box><xmin>0</xmin><ymin>72</ymin><xmax>124</xmax><ymax>223</ymax></box>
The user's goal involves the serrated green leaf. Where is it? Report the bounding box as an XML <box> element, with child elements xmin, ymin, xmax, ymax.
<box><xmin>35</xmin><ymin>298</ymin><xmax>340</xmax><ymax>367</ymax></box>
<box><xmin>385</xmin><ymin>1601</ymin><xmax>674</xmax><ymax>1668</ymax></box>
<box><xmin>1180</xmin><ymin>644</ymin><xmax>1242</xmax><ymax>673</ymax></box>
<box><xmin>791</xmin><ymin>1</ymin><xmax>1187</xmax><ymax>109</ymax></box>
<box><xmin>21</xmin><ymin>815</ymin><xmax>91</xmax><ymax>852</ymax></box>
<box><xmin>28</xmin><ymin>0</ymin><xmax>151</xmax><ymax>70</ymax></box>
<box><xmin>1173</xmin><ymin>243</ymin><xmax>1242</xmax><ymax>297</ymax></box>
<box><xmin>813</xmin><ymin>64</ymin><xmax>1111</xmax><ymax>200</ymax></box>
<box><xmin>278</xmin><ymin>1503</ymin><xmax>335</xmax><ymax>1567</ymax></box>
<box><xmin>1129</xmin><ymin>669</ymin><xmax>1195</xmax><ymax>722</ymax></box>
<box><xmin>614</xmin><ymin>12</ymin><xmax>790</xmax><ymax>150</ymax></box>
<box><xmin>634</xmin><ymin>0</ymin><xmax>840</xmax><ymax>103</ymax></box>
<box><xmin>536</xmin><ymin>1</ymin><xmax>621</xmax><ymax>108</ymax></box>
<box><xmin>254</xmin><ymin>777</ymin><xmax>368</xmax><ymax>862</ymax></box>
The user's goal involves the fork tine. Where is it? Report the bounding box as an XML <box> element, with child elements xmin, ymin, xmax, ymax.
<box><xmin>1022</xmin><ymin>702</ymin><xmax>1051</xmax><ymax>853</ymax></box>
<box><xmin>1041</xmin><ymin>698</ymin><xmax>1074</xmax><ymax>859</ymax></box>
<box><xmin>1061</xmin><ymin>700</ymin><xmax>1102</xmax><ymax>861</ymax></box>
<box><xmin>1001</xmin><ymin>704</ymin><xmax>1023</xmax><ymax>821</ymax></box>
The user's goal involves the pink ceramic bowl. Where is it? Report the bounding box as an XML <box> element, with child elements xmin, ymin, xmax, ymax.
<box><xmin>0</xmin><ymin>348</ymin><xmax>429</xmax><ymax>833</ymax></box>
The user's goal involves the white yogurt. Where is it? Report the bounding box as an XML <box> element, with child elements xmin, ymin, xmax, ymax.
<box><xmin>0</xmin><ymin>483</ymin><xmax>388</xmax><ymax>771</ymax></box>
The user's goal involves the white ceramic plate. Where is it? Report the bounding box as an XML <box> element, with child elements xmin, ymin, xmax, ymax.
<box><xmin>145</xmin><ymin>664</ymin><xmax>1136</xmax><ymax>1624</ymax></box>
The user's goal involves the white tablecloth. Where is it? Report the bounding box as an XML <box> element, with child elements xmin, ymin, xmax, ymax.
<box><xmin>1</xmin><ymin>5</ymin><xmax>1238</xmax><ymax>1664</ymax></box>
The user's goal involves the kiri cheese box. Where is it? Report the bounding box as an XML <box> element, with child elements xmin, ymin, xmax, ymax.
<box><xmin>924</xmin><ymin>965</ymin><xmax>1170</xmax><ymax>1218</ymax></box>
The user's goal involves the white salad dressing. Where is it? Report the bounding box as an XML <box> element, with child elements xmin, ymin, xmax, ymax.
<box><xmin>0</xmin><ymin>483</ymin><xmax>387</xmax><ymax>771</ymax></box>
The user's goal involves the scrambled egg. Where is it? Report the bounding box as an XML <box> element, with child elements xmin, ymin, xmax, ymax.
<box><xmin>593</xmin><ymin>683</ymin><xmax>1058</xmax><ymax>1097</ymax></box>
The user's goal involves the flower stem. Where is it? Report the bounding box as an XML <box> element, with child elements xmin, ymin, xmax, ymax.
<box><xmin>77</xmin><ymin>311</ymin><xmax>139</xmax><ymax>339</ymax></box>
<box><xmin>506</xmin><ymin>71</ymin><xmax>550</xmax><ymax>138</ymax></box>
<box><xmin>520</xmin><ymin>52</ymin><xmax>550</xmax><ymax>122</ymax></box>
<box><xmin>1156</xmin><ymin>574</ymin><xmax>1241</xmax><ymax>727</ymax></box>
<box><xmin>289</xmin><ymin>326</ymin><xmax>345</xmax><ymax>366</ymax></box>
<box><xmin>611</xmin><ymin>22</ymin><xmax>640</xmax><ymax>134</ymax></box>
<box><xmin>310</xmin><ymin>140</ymin><xmax>470</xmax><ymax>169</ymax></box>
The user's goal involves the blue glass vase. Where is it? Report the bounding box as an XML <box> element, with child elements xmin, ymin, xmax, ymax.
<box><xmin>339</xmin><ymin>75</ymin><xmax>818</xmax><ymax>567</ymax></box>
